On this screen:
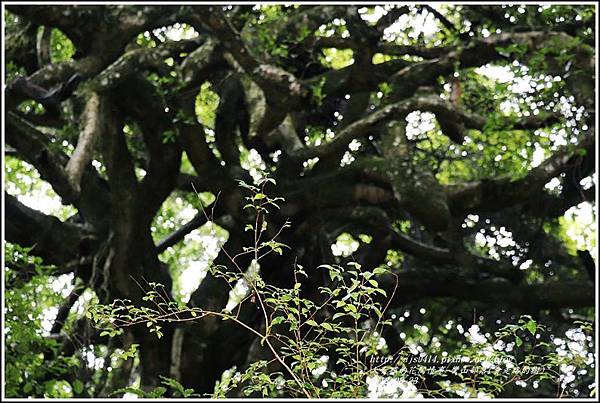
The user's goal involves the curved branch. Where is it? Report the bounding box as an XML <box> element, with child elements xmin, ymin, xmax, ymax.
<box><xmin>6</xmin><ymin>56</ymin><xmax>104</xmax><ymax>112</ymax></box>
<box><xmin>156</xmin><ymin>214</ymin><xmax>208</xmax><ymax>253</ymax></box>
<box><xmin>5</xmin><ymin>193</ymin><xmax>92</xmax><ymax>265</ymax></box>
<box><xmin>178</xmin><ymin>122</ymin><xmax>235</xmax><ymax>193</ymax></box>
<box><xmin>6</xmin><ymin>112</ymin><xmax>78</xmax><ymax>202</ymax></box>
<box><xmin>382</xmin><ymin>270</ymin><xmax>594</xmax><ymax>310</ymax></box>
<box><xmin>88</xmin><ymin>37</ymin><xmax>203</xmax><ymax>93</ymax></box>
<box><xmin>50</xmin><ymin>282</ymin><xmax>87</xmax><ymax>335</ymax></box>
<box><xmin>36</xmin><ymin>26</ymin><xmax>52</xmax><ymax>67</ymax></box>
<box><xmin>446</xmin><ymin>134</ymin><xmax>595</xmax><ymax>215</ymax></box>
<box><xmin>186</xmin><ymin>7</ymin><xmax>312</xmax><ymax>110</ymax></box>
<box><xmin>113</xmin><ymin>77</ymin><xmax>182</xmax><ymax>224</ymax></box>
<box><xmin>375</xmin><ymin>6</ymin><xmax>410</xmax><ymax>34</ymax></box>
<box><xmin>6</xmin><ymin>111</ymin><xmax>110</xmax><ymax>225</ymax></box>
<box><xmin>282</xmin><ymin>94</ymin><xmax>484</xmax><ymax>166</ymax></box>
<box><xmin>65</xmin><ymin>92</ymin><xmax>106</xmax><ymax>195</ymax></box>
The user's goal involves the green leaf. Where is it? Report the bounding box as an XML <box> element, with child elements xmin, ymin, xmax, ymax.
<box><xmin>344</xmin><ymin>304</ymin><xmax>357</xmax><ymax>313</ymax></box>
<box><xmin>148</xmin><ymin>386</ymin><xmax>167</xmax><ymax>397</ymax></box>
<box><xmin>524</xmin><ymin>320</ymin><xmax>537</xmax><ymax>335</ymax></box>
<box><xmin>347</xmin><ymin>262</ymin><xmax>361</xmax><ymax>270</ymax></box>
<box><xmin>72</xmin><ymin>380</ymin><xmax>84</xmax><ymax>394</ymax></box>
<box><xmin>321</xmin><ymin>322</ymin><xmax>334</xmax><ymax>331</ymax></box>
<box><xmin>373</xmin><ymin>267</ymin><xmax>388</xmax><ymax>275</ymax></box>
<box><xmin>332</xmin><ymin>312</ymin><xmax>346</xmax><ymax>321</ymax></box>
<box><xmin>515</xmin><ymin>335</ymin><xmax>523</xmax><ymax>347</ymax></box>
<box><xmin>375</xmin><ymin>288</ymin><xmax>387</xmax><ymax>297</ymax></box>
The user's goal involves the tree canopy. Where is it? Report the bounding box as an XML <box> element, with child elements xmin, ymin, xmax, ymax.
<box><xmin>3</xmin><ymin>3</ymin><xmax>597</xmax><ymax>399</ymax></box>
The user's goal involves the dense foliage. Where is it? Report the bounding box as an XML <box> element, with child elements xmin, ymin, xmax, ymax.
<box><xmin>3</xmin><ymin>4</ymin><xmax>597</xmax><ymax>399</ymax></box>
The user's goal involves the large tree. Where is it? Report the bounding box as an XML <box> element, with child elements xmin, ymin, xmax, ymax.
<box><xmin>3</xmin><ymin>4</ymin><xmax>596</xmax><ymax>398</ymax></box>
